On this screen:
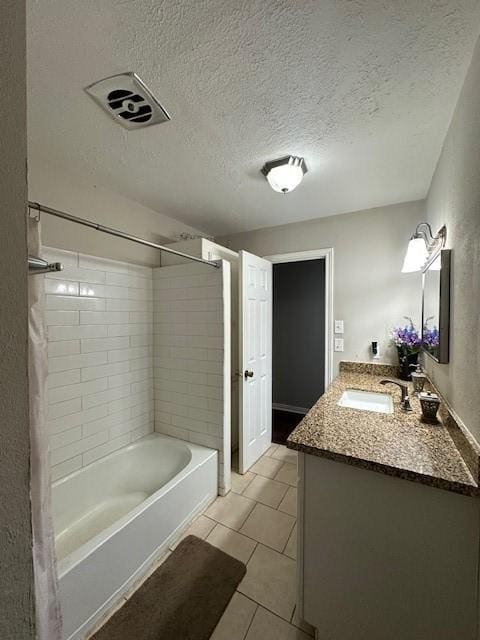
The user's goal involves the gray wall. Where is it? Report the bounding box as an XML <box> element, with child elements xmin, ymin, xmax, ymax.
<box><xmin>28</xmin><ymin>164</ymin><xmax>206</xmax><ymax>267</ymax></box>
<box><xmin>219</xmin><ymin>200</ymin><xmax>423</xmax><ymax>375</ymax></box>
<box><xmin>423</xmin><ymin>36</ymin><xmax>480</xmax><ymax>442</ymax></box>
<box><xmin>0</xmin><ymin>1</ymin><xmax>35</xmax><ymax>637</ymax></box>
<box><xmin>273</xmin><ymin>260</ymin><xmax>325</xmax><ymax>410</ymax></box>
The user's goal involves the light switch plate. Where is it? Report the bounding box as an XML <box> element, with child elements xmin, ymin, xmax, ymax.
<box><xmin>334</xmin><ymin>320</ymin><xmax>344</xmax><ymax>334</ymax></box>
<box><xmin>334</xmin><ymin>338</ymin><xmax>344</xmax><ymax>352</ymax></box>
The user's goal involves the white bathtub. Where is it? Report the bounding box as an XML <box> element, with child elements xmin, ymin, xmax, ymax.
<box><xmin>53</xmin><ymin>433</ymin><xmax>218</xmax><ymax>640</ymax></box>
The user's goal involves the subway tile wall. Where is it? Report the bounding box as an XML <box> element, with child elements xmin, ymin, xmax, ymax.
<box><xmin>152</xmin><ymin>262</ymin><xmax>231</xmax><ymax>494</ymax></box>
<box><xmin>44</xmin><ymin>247</ymin><xmax>154</xmax><ymax>481</ymax></box>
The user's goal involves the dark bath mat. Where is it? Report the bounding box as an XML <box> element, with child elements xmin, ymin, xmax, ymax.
<box><xmin>91</xmin><ymin>535</ymin><xmax>246</xmax><ymax>640</ymax></box>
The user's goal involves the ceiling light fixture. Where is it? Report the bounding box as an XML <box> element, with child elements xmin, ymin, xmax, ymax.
<box><xmin>261</xmin><ymin>156</ymin><xmax>307</xmax><ymax>194</ymax></box>
<box><xmin>401</xmin><ymin>223</ymin><xmax>446</xmax><ymax>273</ymax></box>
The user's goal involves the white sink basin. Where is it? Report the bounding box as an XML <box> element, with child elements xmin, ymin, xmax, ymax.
<box><xmin>338</xmin><ymin>389</ymin><xmax>394</xmax><ymax>414</ymax></box>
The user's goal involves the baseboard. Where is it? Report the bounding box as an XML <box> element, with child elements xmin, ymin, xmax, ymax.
<box><xmin>273</xmin><ymin>403</ymin><xmax>308</xmax><ymax>415</ymax></box>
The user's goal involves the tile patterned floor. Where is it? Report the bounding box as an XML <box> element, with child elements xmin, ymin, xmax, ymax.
<box><xmin>178</xmin><ymin>443</ymin><xmax>314</xmax><ymax>639</ymax></box>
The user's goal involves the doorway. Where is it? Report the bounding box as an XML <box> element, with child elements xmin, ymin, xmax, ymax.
<box><xmin>266</xmin><ymin>249</ymin><xmax>333</xmax><ymax>445</ymax></box>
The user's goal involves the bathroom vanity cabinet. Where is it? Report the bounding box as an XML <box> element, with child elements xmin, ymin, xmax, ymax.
<box><xmin>288</xmin><ymin>364</ymin><xmax>480</xmax><ymax>640</ymax></box>
<box><xmin>297</xmin><ymin>452</ymin><xmax>479</xmax><ymax>640</ymax></box>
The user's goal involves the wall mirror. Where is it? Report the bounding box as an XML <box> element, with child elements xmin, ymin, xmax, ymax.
<box><xmin>422</xmin><ymin>249</ymin><xmax>451</xmax><ymax>363</ymax></box>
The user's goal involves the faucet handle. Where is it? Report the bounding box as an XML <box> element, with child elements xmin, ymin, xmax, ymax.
<box><xmin>379</xmin><ymin>378</ymin><xmax>413</xmax><ymax>413</ymax></box>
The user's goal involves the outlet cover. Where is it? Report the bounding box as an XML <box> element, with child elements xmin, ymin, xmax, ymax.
<box><xmin>334</xmin><ymin>320</ymin><xmax>344</xmax><ymax>334</ymax></box>
<box><xmin>334</xmin><ymin>338</ymin><xmax>344</xmax><ymax>352</ymax></box>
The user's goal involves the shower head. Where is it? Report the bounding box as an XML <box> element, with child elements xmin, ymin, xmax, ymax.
<box><xmin>84</xmin><ymin>72</ymin><xmax>171</xmax><ymax>130</ymax></box>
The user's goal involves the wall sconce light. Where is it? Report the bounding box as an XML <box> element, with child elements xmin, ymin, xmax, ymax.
<box><xmin>401</xmin><ymin>223</ymin><xmax>447</xmax><ymax>273</ymax></box>
<box><xmin>261</xmin><ymin>156</ymin><xmax>307</xmax><ymax>194</ymax></box>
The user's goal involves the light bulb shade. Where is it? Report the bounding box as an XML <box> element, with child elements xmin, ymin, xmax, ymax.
<box><xmin>262</xmin><ymin>156</ymin><xmax>307</xmax><ymax>193</ymax></box>
<box><xmin>401</xmin><ymin>237</ymin><xmax>429</xmax><ymax>273</ymax></box>
<box><xmin>266</xmin><ymin>164</ymin><xmax>304</xmax><ymax>193</ymax></box>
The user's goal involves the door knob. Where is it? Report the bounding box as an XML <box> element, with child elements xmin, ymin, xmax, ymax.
<box><xmin>244</xmin><ymin>370</ymin><xmax>254</xmax><ymax>379</ymax></box>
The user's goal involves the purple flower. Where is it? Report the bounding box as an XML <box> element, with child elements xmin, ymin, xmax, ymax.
<box><xmin>391</xmin><ymin>317</ymin><xmax>421</xmax><ymax>352</ymax></box>
<box><xmin>422</xmin><ymin>318</ymin><xmax>439</xmax><ymax>349</ymax></box>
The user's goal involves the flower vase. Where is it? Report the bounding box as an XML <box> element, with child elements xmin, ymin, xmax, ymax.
<box><xmin>397</xmin><ymin>347</ymin><xmax>419</xmax><ymax>381</ymax></box>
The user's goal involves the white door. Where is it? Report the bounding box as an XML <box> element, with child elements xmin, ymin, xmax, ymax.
<box><xmin>239</xmin><ymin>250</ymin><xmax>272</xmax><ymax>473</ymax></box>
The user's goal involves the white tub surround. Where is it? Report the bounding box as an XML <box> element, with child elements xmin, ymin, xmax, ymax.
<box><xmin>161</xmin><ymin>239</ymin><xmax>240</xmax><ymax>454</ymax></box>
<box><xmin>53</xmin><ymin>433</ymin><xmax>217</xmax><ymax>640</ymax></box>
<box><xmin>153</xmin><ymin>260</ymin><xmax>231</xmax><ymax>494</ymax></box>
<box><xmin>44</xmin><ymin>247</ymin><xmax>154</xmax><ymax>481</ymax></box>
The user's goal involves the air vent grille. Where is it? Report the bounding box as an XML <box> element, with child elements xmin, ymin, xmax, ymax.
<box><xmin>85</xmin><ymin>72</ymin><xmax>170</xmax><ymax>130</ymax></box>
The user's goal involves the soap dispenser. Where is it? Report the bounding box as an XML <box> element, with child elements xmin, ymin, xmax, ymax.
<box><xmin>409</xmin><ymin>363</ymin><xmax>427</xmax><ymax>396</ymax></box>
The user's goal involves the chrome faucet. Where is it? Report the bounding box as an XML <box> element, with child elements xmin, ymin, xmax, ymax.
<box><xmin>380</xmin><ymin>379</ymin><xmax>413</xmax><ymax>412</ymax></box>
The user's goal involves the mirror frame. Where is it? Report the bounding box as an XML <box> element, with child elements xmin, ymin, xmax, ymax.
<box><xmin>421</xmin><ymin>249</ymin><xmax>451</xmax><ymax>364</ymax></box>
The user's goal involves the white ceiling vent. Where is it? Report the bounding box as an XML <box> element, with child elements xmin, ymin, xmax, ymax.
<box><xmin>85</xmin><ymin>72</ymin><xmax>170</xmax><ymax>130</ymax></box>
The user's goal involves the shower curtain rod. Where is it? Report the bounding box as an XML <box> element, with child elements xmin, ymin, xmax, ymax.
<box><xmin>28</xmin><ymin>201</ymin><xmax>220</xmax><ymax>269</ymax></box>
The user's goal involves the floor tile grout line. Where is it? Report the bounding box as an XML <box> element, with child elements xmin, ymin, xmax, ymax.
<box><xmin>244</xmin><ymin>497</ymin><xmax>287</xmax><ymax>511</ymax></box>
<box><xmin>245</xmin><ymin>540</ymin><xmax>258</xmax><ymax>564</ymax></box>
<box><xmin>245</xmin><ymin>499</ymin><xmax>296</xmax><ymax>519</ymax></box>
<box><xmin>236</xmin><ymin>587</ymin><xmax>298</xmax><ymax>627</ymax></box>
<box><xmin>242</xmin><ymin>485</ymin><xmax>290</xmax><ymax>510</ymax></box>
<box><xmin>290</xmin><ymin>604</ymin><xmax>315</xmax><ymax>638</ymax></box>
<box><xmin>231</xmin><ymin>471</ymin><xmax>257</xmax><ymax>495</ymax></box>
<box><xmin>205</xmin><ymin>497</ymin><xmax>298</xmax><ymax>555</ymax></box>
<box><xmin>244</xmin><ymin>473</ymin><xmax>292</xmax><ymax>490</ymax></box>
<box><xmin>240</xmin><ymin>599</ymin><xmax>259</xmax><ymax>640</ymax></box>
<box><xmin>245</xmin><ymin>540</ymin><xmax>296</xmax><ymax>571</ymax></box>
<box><xmin>265</xmin><ymin>604</ymin><xmax>300</xmax><ymax>632</ymax></box>
<box><xmin>277</xmin><ymin>506</ymin><xmax>297</xmax><ymax>517</ymax></box>
<box><xmin>242</xmin><ymin>466</ymin><xmax>295</xmax><ymax>487</ymax></box>
<box><xmin>239</xmin><ymin>502</ymin><xmax>297</xmax><ymax>550</ymax></box>
<box><xmin>244</xmin><ymin>475</ymin><xmax>293</xmax><ymax>493</ymax></box>
<box><xmin>203</xmin><ymin>508</ymin><xmax>297</xmax><ymax>553</ymax></box>
<box><xmin>205</xmin><ymin>522</ymin><xmax>259</xmax><ymax>565</ymax></box>
<box><xmin>271</xmin><ymin>455</ymin><xmax>299</xmax><ymax>464</ymax></box>
<box><xmin>276</xmin><ymin>486</ymin><xmax>297</xmax><ymax>517</ymax></box>
<box><xmin>206</xmin><ymin>495</ymin><xmax>257</xmax><ymax>532</ymax></box>
<box><xmin>277</xmin><ymin>518</ymin><xmax>296</xmax><ymax>555</ymax></box>
<box><xmin>281</xmin><ymin>522</ymin><xmax>296</xmax><ymax>556</ymax></box>
<box><xmin>237</xmin><ymin>499</ymin><xmax>257</xmax><ymax>530</ymax></box>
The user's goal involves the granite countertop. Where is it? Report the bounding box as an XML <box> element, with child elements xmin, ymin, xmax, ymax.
<box><xmin>287</xmin><ymin>365</ymin><xmax>479</xmax><ymax>496</ymax></box>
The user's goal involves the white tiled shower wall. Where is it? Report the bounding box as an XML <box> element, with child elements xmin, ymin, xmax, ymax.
<box><xmin>44</xmin><ymin>248</ymin><xmax>230</xmax><ymax>492</ymax></box>
<box><xmin>44</xmin><ymin>247</ymin><xmax>154</xmax><ymax>481</ymax></box>
<box><xmin>153</xmin><ymin>262</ymin><xmax>231</xmax><ymax>494</ymax></box>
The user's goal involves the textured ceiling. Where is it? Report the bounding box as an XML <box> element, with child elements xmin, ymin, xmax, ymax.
<box><xmin>27</xmin><ymin>0</ymin><xmax>480</xmax><ymax>235</ymax></box>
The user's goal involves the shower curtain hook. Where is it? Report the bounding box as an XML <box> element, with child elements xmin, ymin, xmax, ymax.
<box><xmin>28</xmin><ymin>202</ymin><xmax>42</xmax><ymax>221</ymax></box>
